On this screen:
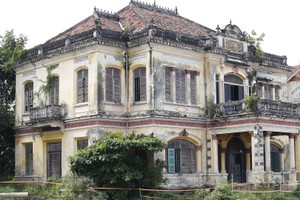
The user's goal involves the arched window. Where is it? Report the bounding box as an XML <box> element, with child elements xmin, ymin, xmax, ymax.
<box><xmin>271</xmin><ymin>144</ymin><xmax>281</xmax><ymax>172</ymax></box>
<box><xmin>133</xmin><ymin>67</ymin><xmax>146</xmax><ymax>102</ymax></box>
<box><xmin>77</xmin><ymin>69</ymin><xmax>88</xmax><ymax>103</ymax></box>
<box><xmin>224</xmin><ymin>74</ymin><xmax>244</xmax><ymax>102</ymax></box>
<box><xmin>167</xmin><ymin>139</ymin><xmax>196</xmax><ymax>174</ymax></box>
<box><xmin>24</xmin><ymin>82</ymin><xmax>33</xmax><ymax>112</ymax></box>
<box><xmin>106</xmin><ymin>68</ymin><xmax>121</xmax><ymax>102</ymax></box>
<box><xmin>49</xmin><ymin>76</ymin><xmax>59</xmax><ymax>105</ymax></box>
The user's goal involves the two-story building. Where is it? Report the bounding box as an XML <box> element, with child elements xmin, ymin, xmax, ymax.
<box><xmin>13</xmin><ymin>1</ymin><xmax>300</xmax><ymax>188</ymax></box>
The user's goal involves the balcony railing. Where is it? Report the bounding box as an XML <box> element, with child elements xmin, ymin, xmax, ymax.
<box><xmin>29</xmin><ymin>105</ymin><xmax>65</xmax><ymax>123</ymax></box>
<box><xmin>219</xmin><ymin>99</ymin><xmax>300</xmax><ymax>118</ymax></box>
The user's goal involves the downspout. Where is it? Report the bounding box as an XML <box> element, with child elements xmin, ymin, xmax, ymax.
<box><xmin>203</xmin><ymin>57</ymin><xmax>209</xmax><ymax>185</ymax></box>
<box><xmin>124</xmin><ymin>50</ymin><xmax>129</xmax><ymax>133</ymax></box>
<box><xmin>147</xmin><ymin>42</ymin><xmax>154</xmax><ymax>110</ymax></box>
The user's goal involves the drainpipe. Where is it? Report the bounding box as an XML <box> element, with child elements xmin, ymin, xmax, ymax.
<box><xmin>147</xmin><ymin>42</ymin><xmax>154</xmax><ymax>110</ymax></box>
<box><xmin>203</xmin><ymin>57</ymin><xmax>209</xmax><ymax>185</ymax></box>
<box><xmin>123</xmin><ymin>50</ymin><xmax>129</xmax><ymax>133</ymax></box>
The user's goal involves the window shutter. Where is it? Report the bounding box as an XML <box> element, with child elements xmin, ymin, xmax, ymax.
<box><xmin>77</xmin><ymin>139</ymin><xmax>88</xmax><ymax>151</ymax></box>
<box><xmin>113</xmin><ymin>69</ymin><xmax>121</xmax><ymax>102</ymax></box>
<box><xmin>25</xmin><ymin>143</ymin><xmax>33</xmax><ymax>175</ymax></box>
<box><xmin>50</xmin><ymin>76</ymin><xmax>59</xmax><ymax>105</ymax></box>
<box><xmin>140</xmin><ymin>68</ymin><xmax>146</xmax><ymax>101</ymax></box>
<box><xmin>265</xmin><ymin>84</ymin><xmax>272</xmax><ymax>100</ymax></box>
<box><xmin>176</xmin><ymin>69</ymin><xmax>186</xmax><ymax>104</ymax></box>
<box><xmin>190</xmin><ymin>72</ymin><xmax>196</xmax><ymax>105</ymax></box>
<box><xmin>275</xmin><ymin>86</ymin><xmax>280</xmax><ymax>100</ymax></box>
<box><xmin>105</xmin><ymin>68</ymin><xmax>113</xmax><ymax>102</ymax></box>
<box><xmin>25</xmin><ymin>82</ymin><xmax>33</xmax><ymax>112</ymax></box>
<box><xmin>165</xmin><ymin>67</ymin><xmax>172</xmax><ymax>102</ymax></box>
<box><xmin>256</xmin><ymin>83</ymin><xmax>262</xmax><ymax>98</ymax></box>
<box><xmin>83</xmin><ymin>70</ymin><xmax>88</xmax><ymax>102</ymax></box>
<box><xmin>168</xmin><ymin>148</ymin><xmax>175</xmax><ymax>173</ymax></box>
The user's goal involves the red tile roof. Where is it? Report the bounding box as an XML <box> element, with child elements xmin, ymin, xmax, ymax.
<box><xmin>46</xmin><ymin>1</ymin><xmax>214</xmax><ymax>44</ymax></box>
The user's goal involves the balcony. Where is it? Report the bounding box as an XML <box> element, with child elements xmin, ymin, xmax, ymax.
<box><xmin>219</xmin><ymin>99</ymin><xmax>300</xmax><ymax>118</ymax></box>
<box><xmin>29</xmin><ymin>105</ymin><xmax>65</xmax><ymax>124</ymax></box>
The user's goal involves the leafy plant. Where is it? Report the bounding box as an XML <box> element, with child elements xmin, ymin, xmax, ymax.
<box><xmin>244</xmin><ymin>30</ymin><xmax>265</xmax><ymax>58</ymax></box>
<box><xmin>244</xmin><ymin>94</ymin><xmax>260</xmax><ymax>113</ymax></box>
<box><xmin>34</xmin><ymin>64</ymin><xmax>58</xmax><ymax>106</ymax></box>
<box><xmin>69</xmin><ymin>132</ymin><xmax>166</xmax><ymax>200</ymax></box>
<box><xmin>205</xmin><ymin>184</ymin><xmax>234</xmax><ymax>200</ymax></box>
<box><xmin>202</xmin><ymin>99</ymin><xmax>222</xmax><ymax>119</ymax></box>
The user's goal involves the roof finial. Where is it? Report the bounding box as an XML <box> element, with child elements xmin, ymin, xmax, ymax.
<box><xmin>153</xmin><ymin>0</ymin><xmax>156</xmax><ymax>7</ymax></box>
<box><xmin>216</xmin><ymin>24</ymin><xmax>221</xmax><ymax>33</ymax></box>
<box><xmin>175</xmin><ymin>6</ymin><xmax>178</xmax><ymax>14</ymax></box>
<box><xmin>230</xmin><ymin>19</ymin><xmax>232</xmax><ymax>24</ymax></box>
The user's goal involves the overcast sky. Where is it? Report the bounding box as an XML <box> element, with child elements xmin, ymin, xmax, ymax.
<box><xmin>1</xmin><ymin>0</ymin><xmax>299</xmax><ymax>66</ymax></box>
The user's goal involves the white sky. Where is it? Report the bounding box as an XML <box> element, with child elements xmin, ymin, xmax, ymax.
<box><xmin>1</xmin><ymin>0</ymin><xmax>299</xmax><ymax>66</ymax></box>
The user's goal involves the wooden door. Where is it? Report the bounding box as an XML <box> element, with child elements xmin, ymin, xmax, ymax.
<box><xmin>47</xmin><ymin>142</ymin><xmax>61</xmax><ymax>178</ymax></box>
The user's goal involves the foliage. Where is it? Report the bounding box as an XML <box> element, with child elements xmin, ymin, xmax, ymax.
<box><xmin>233</xmin><ymin>191</ymin><xmax>257</xmax><ymax>200</ymax></box>
<box><xmin>205</xmin><ymin>184</ymin><xmax>234</xmax><ymax>200</ymax></box>
<box><xmin>202</xmin><ymin>99</ymin><xmax>222</xmax><ymax>119</ymax></box>
<box><xmin>244</xmin><ymin>94</ymin><xmax>260</xmax><ymax>113</ymax></box>
<box><xmin>0</xmin><ymin>30</ymin><xmax>27</xmax><ymax>106</ymax></box>
<box><xmin>244</xmin><ymin>30</ymin><xmax>265</xmax><ymax>58</ymax></box>
<box><xmin>69</xmin><ymin>132</ymin><xmax>165</xmax><ymax>200</ymax></box>
<box><xmin>0</xmin><ymin>30</ymin><xmax>27</xmax><ymax>180</ymax></box>
<box><xmin>34</xmin><ymin>64</ymin><xmax>58</xmax><ymax>106</ymax></box>
<box><xmin>194</xmin><ymin>189</ymin><xmax>209</xmax><ymax>199</ymax></box>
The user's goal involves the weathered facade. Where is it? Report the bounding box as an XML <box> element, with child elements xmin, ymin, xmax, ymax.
<box><xmin>14</xmin><ymin>1</ymin><xmax>300</xmax><ymax>188</ymax></box>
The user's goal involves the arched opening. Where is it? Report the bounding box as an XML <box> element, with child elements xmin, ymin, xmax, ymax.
<box><xmin>224</xmin><ymin>74</ymin><xmax>244</xmax><ymax>102</ymax></box>
<box><xmin>226</xmin><ymin>137</ymin><xmax>246</xmax><ymax>182</ymax></box>
<box><xmin>166</xmin><ymin>139</ymin><xmax>196</xmax><ymax>174</ymax></box>
<box><xmin>271</xmin><ymin>144</ymin><xmax>281</xmax><ymax>172</ymax></box>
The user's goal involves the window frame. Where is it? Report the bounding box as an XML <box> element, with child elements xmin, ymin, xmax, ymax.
<box><xmin>105</xmin><ymin>67</ymin><xmax>121</xmax><ymax>103</ymax></box>
<box><xmin>25</xmin><ymin>143</ymin><xmax>33</xmax><ymax>175</ymax></box>
<box><xmin>76</xmin><ymin>69</ymin><xmax>88</xmax><ymax>104</ymax></box>
<box><xmin>133</xmin><ymin>67</ymin><xmax>146</xmax><ymax>102</ymax></box>
<box><xmin>24</xmin><ymin>82</ymin><xmax>34</xmax><ymax>113</ymax></box>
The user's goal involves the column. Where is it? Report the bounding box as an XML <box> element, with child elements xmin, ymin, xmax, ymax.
<box><xmin>280</xmin><ymin>148</ymin><xmax>285</xmax><ymax>172</ymax></box>
<box><xmin>246</xmin><ymin>148</ymin><xmax>251</xmax><ymax>172</ymax></box>
<box><xmin>289</xmin><ymin>134</ymin><xmax>295</xmax><ymax>171</ymax></box>
<box><xmin>262</xmin><ymin>85</ymin><xmax>265</xmax><ymax>99</ymax></box>
<box><xmin>221</xmin><ymin>147</ymin><xmax>226</xmax><ymax>173</ymax></box>
<box><xmin>272</xmin><ymin>85</ymin><xmax>276</xmax><ymax>100</ymax></box>
<box><xmin>196</xmin><ymin>145</ymin><xmax>202</xmax><ymax>172</ymax></box>
<box><xmin>250</xmin><ymin>131</ymin><xmax>256</xmax><ymax>170</ymax></box>
<box><xmin>212</xmin><ymin>134</ymin><xmax>219</xmax><ymax>173</ymax></box>
<box><xmin>264</xmin><ymin>132</ymin><xmax>271</xmax><ymax>172</ymax></box>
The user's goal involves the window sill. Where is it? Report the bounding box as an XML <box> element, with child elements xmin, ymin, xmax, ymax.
<box><xmin>164</xmin><ymin>102</ymin><xmax>199</xmax><ymax>108</ymax></box>
<box><xmin>105</xmin><ymin>101</ymin><xmax>123</xmax><ymax>106</ymax></box>
<box><xmin>23</xmin><ymin>112</ymin><xmax>29</xmax><ymax>116</ymax></box>
<box><xmin>75</xmin><ymin>102</ymin><xmax>88</xmax><ymax>108</ymax></box>
<box><xmin>131</xmin><ymin>101</ymin><xmax>147</xmax><ymax>105</ymax></box>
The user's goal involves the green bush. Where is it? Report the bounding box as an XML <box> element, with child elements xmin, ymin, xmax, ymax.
<box><xmin>206</xmin><ymin>184</ymin><xmax>234</xmax><ymax>200</ymax></box>
<box><xmin>234</xmin><ymin>191</ymin><xmax>256</xmax><ymax>200</ymax></box>
<box><xmin>194</xmin><ymin>189</ymin><xmax>209</xmax><ymax>199</ymax></box>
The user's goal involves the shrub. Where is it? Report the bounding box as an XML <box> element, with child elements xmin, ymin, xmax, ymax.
<box><xmin>206</xmin><ymin>184</ymin><xmax>234</xmax><ymax>200</ymax></box>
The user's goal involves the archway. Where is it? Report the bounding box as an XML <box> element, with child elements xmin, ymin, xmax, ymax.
<box><xmin>226</xmin><ymin>137</ymin><xmax>246</xmax><ymax>182</ymax></box>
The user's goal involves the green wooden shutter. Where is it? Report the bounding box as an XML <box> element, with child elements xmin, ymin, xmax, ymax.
<box><xmin>140</xmin><ymin>68</ymin><xmax>146</xmax><ymax>101</ymax></box>
<box><xmin>176</xmin><ymin>69</ymin><xmax>186</xmax><ymax>104</ymax></box>
<box><xmin>113</xmin><ymin>69</ymin><xmax>121</xmax><ymax>102</ymax></box>
<box><xmin>190</xmin><ymin>71</ymin><xmax>196</xmax><ymax>105</ymax></box>
<box><xmin>105</xmin><ymin>68</ymin><xmax>113</xmax><ymax>102</ymax></box>
<box><xmin>77</xmin><ymin>71</ymin><xmax>84</xmax><ymax>103</ymax></box>
<box><xmin>83</xmin><ymin>70</ymin><xmax>88</xmax><ymax>102</ymax></box>
<box><xmin>50</xmin><ymin>76</ymin><xmax>59</xmax><ymax>105</ymax></box>
<box><xmin>165</xmin><ymin>67</ymin><xmax>172</xmax><ymax>102</ymax></box>
<box><xmin>25</xmin><ymin>143</ymin><xmax>33</xmax><ymax>175</ymax></box>
<box><xmin>168</xmin><ymin>148</ymin><xmax>175</xmax><ymax>173</ymax></box>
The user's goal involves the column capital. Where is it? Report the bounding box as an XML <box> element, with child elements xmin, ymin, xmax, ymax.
<box><xmin>249</xmin><ymin>131</ymin><xmax>254</xmax><ymax>137</ymax></box>
<box><xmin>245</xmin><ymin>148</ymin><xmax>251</xmax><ymax>153</ymax></box>
<box><xmin>196</xmin><ymin>145</ymin><xmax>201</xmax><ymax>151</ymax></box>
<box><xmin>289</xmin><ymin>133</ymin><xmax>295</xmax><ymax>139</ymax></box>
<box><xmin>264</xmin><ymin>131</ymin><xmax>272</xmax><ymax>137</ymax></box>
<box><xmin>185</xmin><ymin>69</ymin><xmax>191</xmax><ymax>74</ymax></box>
<box><xmin>196</xmin><ymin>71</ymin><xmax>200</xmax><ymax>76</ymax></box>
<box><xmin>212</xmin><ymin>134</ymin><xmax>218</xmax><ymax>140</ymax></box>
<box><xmin>221</xmin><ymin>147</ymin><xmax>227</xmax><ymax>153</ymax></box>
<box><xmin>279</xmin><ymin>148</ymin><xmax>285</xmax><ymax>153</ymax></box>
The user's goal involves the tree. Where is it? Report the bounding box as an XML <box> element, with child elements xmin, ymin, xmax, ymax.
<box><xmin>0</xmin><ymin>30</ymin><xmax>27</xmax><ymax>179</ymax></box>
<box><xmin>69</xmin><ymin>132</ymin><xmax>165</xmax><ymax>200</ymax></box>
<box><xmin>244</xmin><ymin>30</ymin><xmax>265</xmax><ymax>58</ymax></box>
